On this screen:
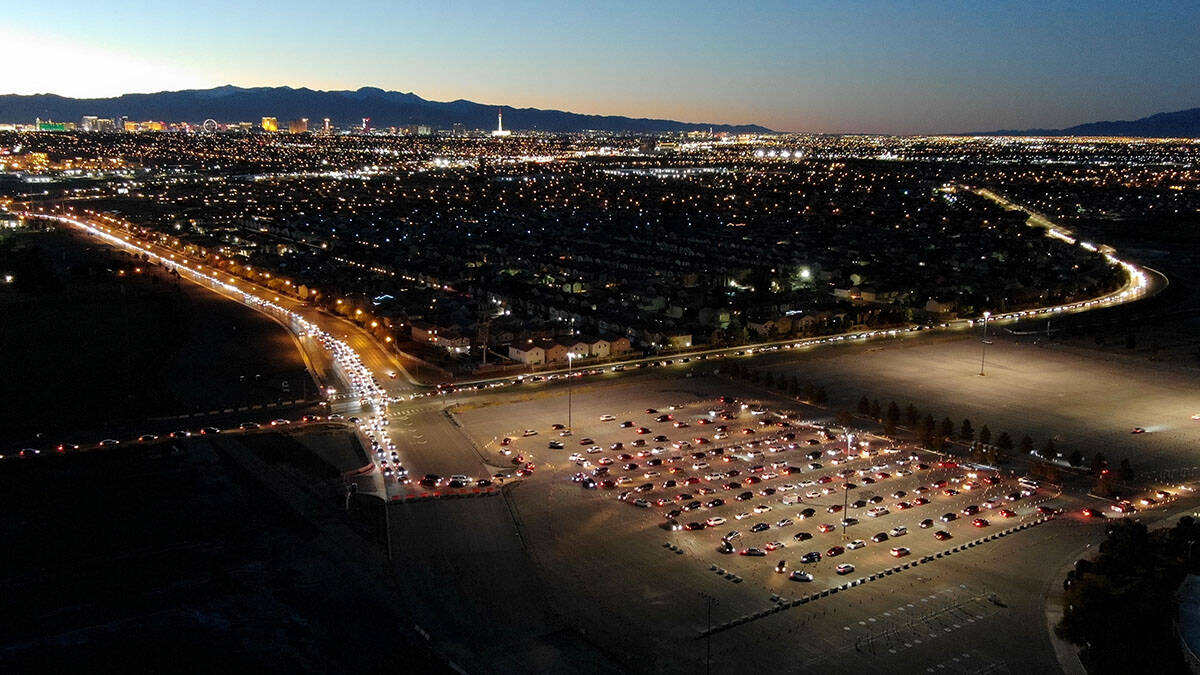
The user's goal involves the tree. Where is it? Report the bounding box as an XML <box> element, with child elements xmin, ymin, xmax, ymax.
<box><xmin>836</xmin><ymin>410</ymin><xmax>852</xmax><ymax>427</ymax></box>
<box><xmin>1125</xmin><ymin>332</ymin><xmax>1137</xmax><ymax>350</ymax></box>
<box><xmin>814</xmin><ymin>386</ymin><xmax>828</xmax><ymax>405</ymax></box>
<box><xmin>960</xmin><ymin>418</ymin><xmax>975</xmax><ymax>441</ymax></box>
<box><xmin>916</xmin><ymin>414</ymin><xmax>934</xmax><ymax>446</ymax></box>
<box><xmin>802</xmin><ymin>382</ymin><xmax>817</xmax><ymax>402</ymax></box>
<box><xmin>883</xmin><ymin>417</ymin><xmax>897</xmax><ymax>436</ymax></box>
<box><xmin>1093</xmin><ymin>471</ymin><xmax>1117</xmax><ymax>498</ymax></box>
<box><xmin>904</xmin><ymin>404</ymin><xmax>919</xmax><ymax>426</ymax></box>
<box><xmin>978</xmin><ymin>425</ymin><xmax>992</xmax><ymax>446</ymax></box>
<box><xmin>997</xmin><ymin>431</ymin><xmax>1013</xmax><ymax>452</ymax></box>
<box><xmin>940</xmin><ymin>417</ymin><xmax>955</xmax><ymax>439</ymax></box>
<box><xmin>869</xmin><ymin>399</ymin><xmax>882</xmax><ymax>420</ymax></box>
<box><xmin>1043</xmin><ymin>438</ymin><xmax>1057</xmax><ymax>459</ymax></box>
<box><xmin>1091</xmin><ymin>452</ymin><xmax>1108</xmax><ymax>475</ymax></box>
<box><xmin>1068</xmin><ymin>450</ymin><xmax>1083</xmax><ymax>467</ymax></box>
<box><xmin>857</xmin><ymin>396</ymin><xmax>870</xmax><ymax>415</ymax></box>
<box><xmin>886</xmin><ymin>401</ymin><xmax>900</xmax><ymax>425</ymax></box>
<box><xmin>789</xmin><ymin>375</ymin><xmax>800</xmax><ymax>395</ymax></box>
<box><xmin>1019</xmin><ymin>435</ymin><xmax>1034</xmax><ymax>455</ymax></box>
<box><xmin>763</xmin><ymin>371</ymin><xmax>775</xmax><ymax>388</ymax></box>
<box><xmin>1118</xmin><ymin>458</ymin><xmax>1134</xmax><ymax>481</ymax></box>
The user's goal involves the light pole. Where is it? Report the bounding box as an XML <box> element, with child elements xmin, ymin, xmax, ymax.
<box><xmin>699</xmin><ymin>592</ymin><xmax>718</xmax><ymax>675</ymax></box>
<box><xmin>567</xmin><ymin>351</ymin><xmax>575</xmax><ymax>433</ymax></box>
<box><xmin>842</xmin><ymin>427</ymin><xmax>853</xmax><ymax>540</ymax></box>
<box><xmin>978</xmin><ymin>311</ymin><xmax>991</xmax><ymax>376</ymax></box>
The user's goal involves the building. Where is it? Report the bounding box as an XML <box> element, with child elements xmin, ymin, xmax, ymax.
<box><xmin>509</xmin><ymin>341</ymin><xmax>545</xmax><ymax>365</ymax></box>
<box><xmin>287</xmin><ymin>118</ymin><xmax>308</xmax><ymax>134</ymax></box>
<box><xmin>491</xmin><ymin>108</ymin><xmax>511</xmax><ymax>137</ymax></box>
<box><xmin>261</xmin><ymin>117</ymin><xmax>278</xmax><ymax>132</ymax></box>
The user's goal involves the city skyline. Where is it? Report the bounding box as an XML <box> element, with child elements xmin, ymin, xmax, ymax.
<box><xmin>3</xmin><ymin>1</ymin><xmax>1199</xmax><ymax>134</ymax></box>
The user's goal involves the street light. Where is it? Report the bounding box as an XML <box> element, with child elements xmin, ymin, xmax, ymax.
<box><xmin>842</xmin><ymin>427</ymin><xmax>853</xmax><ymax>540</ymax></box>
<box><xmin>567</xmin><ymin>351</ymin><xmax>577</xmax><ymax>432</ymax></box>
<box><xmin>979</xmin><ymin>311</ymin><xmax>991</xmax><ymax>376</ymax></box>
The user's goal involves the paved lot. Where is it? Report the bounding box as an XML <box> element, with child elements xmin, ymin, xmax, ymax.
<box><xmin>742</xmin><ymin>332</ymin><xmax>1200</xmax><ymax>473</ymax></box>
<box><xmin>448</xmin><ymin>373</ymin><xmax>1129</xmax><ymax>672</ymax></box>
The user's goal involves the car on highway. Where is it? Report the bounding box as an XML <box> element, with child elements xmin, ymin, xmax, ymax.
<box><xmin>523</xmin><ymin>429</ymin><xmax>538</xmax><ymax>436</ymax></box>
<box><xmin>919</xmin><ymin>518</ymin><xmax>935</xmax><ymax>529</ymax></box>
<box><xmin>739</xmin><ymin>547</ymin><xmax>767</xmax><ymax>557</ymax></box>
<box><xmin>800</xmin><ymin>551</ymin><xmax>822</xmax><ymax>564</ymax></box>
<box><xmin>889</xmin><ymin>526</ymin><xmax>908</xmax><ymax>537</ymax></box>
<box><xmin>792</xmin><ymin>531</ymin><xmax>812</xmax><ymax>541</ymax></box>
<box><xmin>847</xmin><ymin>539</ymin><xmax>866</xmax><ymax>550</ymax></box>
<box><xmin>765</xmin><ymin>541</ymin><xmax>785</xmax><ymax>551</ymax></box>
<box><xmin>972</xmin><ymin>518</ymin><xmax>990</xmax><ymax>527</ymax></box>
<box><xmin>750</xmin><ymin>522</ymin><xmax>770</xmax><ymax>533</ymax></box>
<box><xmin>871</xmin><ymin>532</ymin><xmax>889</xmax><ymax>543</ymax></box>
<box><xmin>239</xmin><ymin>422</ymin><xmax>260</xmax><ymax>430</ymax></box>
<box><xmin>934</xmin><ymin>530</ymin><xmax>952</xmax><ymax>541</ymax></box>
<box><xmin>270</xmin><ymin>419</ymin><xmax>290</xmax><ymax>426</ymax></box>
<box><xmin>789</xmin><ymin>570</ymin><xmax>813</xmax><ymax>582</ymax></box>
<box><xmin>890</xmin><ymin>547</ymin><xmax>911</xmax><ymax>557</ymax></box>
<box><xmin>835</xmin><ymin>563</ymin><xmax>855</xmax><ymax>575</ymax></box>
<box><xmin>826</xmin><ymin>545</ymin><xmax>845</xmax><ymax>557</ymax></box>
<box><xmin>941</xmin><ymin>512</ymin><xmax>957</xmax><ymax>522</ymax></box>
<box><xmin>600</xmin><ymin>414</ymin><xmax>616</xmax><ymax>421</ymax></box>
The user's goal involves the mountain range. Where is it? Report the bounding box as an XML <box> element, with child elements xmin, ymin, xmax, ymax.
<box><xmin>973</xmin><ymin>107</ymin><xmax>1200</xmax><ymax>138</ymax></box>
<box><xmin>0</xmin><ymin>85</ymin><xmax>773</xmax><ymax>134</ymax></box>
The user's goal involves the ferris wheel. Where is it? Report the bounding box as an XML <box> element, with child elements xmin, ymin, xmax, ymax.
<box><xmin>202</xmin><ymin>119</ymin><xmax>219</xmax><ymax>133</ymax></box>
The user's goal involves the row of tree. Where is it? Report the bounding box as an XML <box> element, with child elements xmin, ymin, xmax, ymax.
<box><xmin>726</xmin><ymin>364</ymin><xmax>1137</xmax><ymax>486</ymax></box>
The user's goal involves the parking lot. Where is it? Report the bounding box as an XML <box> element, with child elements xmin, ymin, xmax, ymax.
<box><xmin>462</xmin><ymin>377</ymin><xmax>1059</xmax><ymax>588</ymax></box>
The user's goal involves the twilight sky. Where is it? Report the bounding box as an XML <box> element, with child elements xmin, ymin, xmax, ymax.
<box><xmin>3</xmin><ymin>0</ymin><xmax>1198</xmax><ymax>134</ymax></box>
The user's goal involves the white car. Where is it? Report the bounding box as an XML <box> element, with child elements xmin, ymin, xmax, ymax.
<box><xmin>754</xmin><ymin>504</ymin><xmax>772</xmax><ymax>514</ymax></box>
<box><xmin>889</xmin><ymin>526</ymin><xmax>908</xmax><ymax>537</ymax></box>
<box><xmin>706</xmin><ymin>516</ymin><xmax>727</xmax><ymax>527</ymax></box>
<box><xmin>847</xmin><ymin>539</ymin><xmax>866</xmax><ymax>550</ymax></box>
<box><xmin>600</xmin><ymin>414</ymin><xmax>616</xmax><ymax>421</ymax></box>
<box><xmin>735</xmin><ymin>512</ymin><xmax>751</xmax><ymax>520</ymax></box>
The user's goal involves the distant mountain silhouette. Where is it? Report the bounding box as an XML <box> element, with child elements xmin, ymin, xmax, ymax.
<box><xmin>0</xmin><ymin>85</ymin><xmax>773</xmax><ymax>134</ymax></box>
<box><xmin>972</xmin><ymin>107</ymin><xmax>1200</xmax><ymax>137</ymax></box>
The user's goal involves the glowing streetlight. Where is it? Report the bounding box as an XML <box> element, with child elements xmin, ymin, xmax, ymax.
<box><xmin>979</xmin><ymin>311</ymin><xmax>991</xmax><ymax>376</ymax></box>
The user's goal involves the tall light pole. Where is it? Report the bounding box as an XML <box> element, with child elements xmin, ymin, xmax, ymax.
<box><xmin>567</xmin><ymin>351</ymin><xmax>575</xmax><ymax>433</ymax></box>
<box><xmin>842</xmin><ymin>427</ymin><xmax>853</xmax><ymax>540</ymax></box>
<box><xmin>978</xmin><ymin>311</ymin><xmax>991</xmax><ymax>376</ymax></box>
<box><xmin>699</xmin><ymin>591</ymin><xmax>718</xmax><ymax>675</ymax></box>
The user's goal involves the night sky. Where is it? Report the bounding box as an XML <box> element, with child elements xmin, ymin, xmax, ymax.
<box><xmin>4</xmin><ymin>0</ymin><xmax>1199</xmax><ymax>133</ymax></box>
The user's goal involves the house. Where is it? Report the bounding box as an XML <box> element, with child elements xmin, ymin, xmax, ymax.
<box><xmin>437</xmin><ymin>328</ymin><xmax>471</xmax><ymax>354</ymax></box>
<box><xmin>409</xmin><ymin>319</ymin><xmax>439</xmax><ymax>343</ymax></box>
<box><xmin>509</xmin><ymin>342</ymin><xmax>545</xmax><ymax>365</ymax></box>
<box><xmin>665</xmin><ymin>333</ymin><xmax>692</xmax><ymax>350</ymax></box>
<box><xmin>562</xmin><ymin>339</ymin><xmax>592</xmax><ymax>359</ymax></box>
<box><xmin>534</xmin><ymin>338</ymin><xmax>569</xmax><ymax>364</ymax></box>
<box><xmin>608</xmin><ymin>335</ymin><xmax>632</xmax><ymax>355</ymax></box>
<box><xmin>582</xmin><ymin>336</ymin><xmax>610</xmax><ymax>358</ymax></box>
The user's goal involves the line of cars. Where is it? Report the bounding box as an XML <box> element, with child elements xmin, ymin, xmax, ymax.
<box><xmin>4</xmin><ymin>415</ymin><xmax>338</xmax><ymax>459</ymax></box>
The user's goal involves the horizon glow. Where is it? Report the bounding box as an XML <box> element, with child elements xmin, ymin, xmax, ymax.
<box><xmin>2</xmin><ymin>0</ymin><xmax>1198</xmax><ymax>134</ymax></box>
